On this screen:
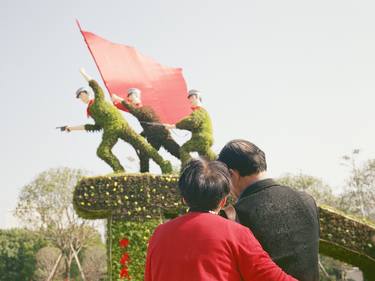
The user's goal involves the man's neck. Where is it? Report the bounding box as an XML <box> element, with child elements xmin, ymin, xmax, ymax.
<box><xmin>237</xmin><ymin>172</ymin><xmax>267</xmax><ymax>196</ymax></box>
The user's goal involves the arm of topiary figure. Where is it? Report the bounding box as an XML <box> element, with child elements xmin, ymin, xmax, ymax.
<box><xmin>111</xmin><ymin>94</ymin><xmax>137</xmax><ymax>114</ymax></box>
<box><xmin>63</xmin><ymin>123</ymin><xmax>102</xmax><ymax>133</ymax></box>
<box><xmin>80</xmin><ymin>67</ymin><xmax>104</xmax><ymax>102</ymax></box>
<box><xmin>62</xmin><ymin>69</ymin><xmax>104</xmax><ymax>133</ymax></box>
<box><xmin>175</xmin><ymin>110</ymin><xmax>203</xmax><ymax>131</ymax></box>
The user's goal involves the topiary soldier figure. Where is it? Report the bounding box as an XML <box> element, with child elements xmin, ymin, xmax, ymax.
<box><xmin>111</xmin><ymin>89</ymin><xmax>180</xmax><ymax>172</ymax></box>
<box><xmin>165</xmin><ymin>89</ymin><xmax>216</xmax><ymax>167</ymax></box>
<box><xmin>63</xmin><ymin>68</ymin><xmax>172</xmax><ymax>174</ymax></box>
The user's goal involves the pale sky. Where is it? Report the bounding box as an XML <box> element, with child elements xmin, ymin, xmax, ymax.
<box><xmin>1</xmin><ymin>0</ymin><xmax>375</xmax><ymax>228</ymax></box>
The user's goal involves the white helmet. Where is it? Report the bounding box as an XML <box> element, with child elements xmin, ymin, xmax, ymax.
<box><xmin>188</xmin><ymin>89</ymin><xmax>202</xmax><ymax>101</ymax></box>
<box><xmin>75</xmin><ymin>87</ymin><xmax>88</xmax><ymax>98</ymax></box>
<box><xmin>127</xmin><ymin>88</ymin><xmax>141</xmax><ymax>98</ymax></box>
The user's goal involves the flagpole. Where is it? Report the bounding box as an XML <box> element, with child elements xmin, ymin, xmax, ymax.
<box><xmin>75</xmin><ymin>20</ymin><xmax>113</xmax><ymax>97</ymax></box>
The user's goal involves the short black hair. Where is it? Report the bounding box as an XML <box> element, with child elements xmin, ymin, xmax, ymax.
<box><xmin>218</xmin><ymin>139</ymin><xmax>267</xmax><ymax>176</ymax></box>
<box><xmin>178</xmin><ymin>159</ymin><xmax>231</xmax><ymax>211</ymax></box>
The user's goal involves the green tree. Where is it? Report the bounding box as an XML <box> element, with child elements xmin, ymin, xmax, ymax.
<box><xmin>278</xmin><ymin>173</ymin><xmax>337</xmax><ymax>206</ymax></box>
<box><xmin>15</xmin><ymin>167</ymin><xmax>101</xmax><ymax>281</ymax></box>
<box><xmin>0</xmin><ymin>228</ymin><xmax>46</xmax><ymax>281</ymax></box>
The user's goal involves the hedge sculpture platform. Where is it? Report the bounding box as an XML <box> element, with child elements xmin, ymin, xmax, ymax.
<box><xmin>73</xmin><ymin>174</ymin><xmax>375</xmax><ymax>281</ymax></box>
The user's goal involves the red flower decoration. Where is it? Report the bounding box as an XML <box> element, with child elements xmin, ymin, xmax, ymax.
<box><xmin>119</xmin><ymin>238</ymin><xmax>129</xmax><ymax>248</ymax></box>
<box><xmin>120</xmin><ymin>253</ymin><xmax>129</xmax><ymax>265</ymax></box>
<box><xmin>119</xmin><ymin>237</ymin><xmax>131</xmax><ymax>279</ymax></box>
<box><xmin>120</xmin><ymin>267</ymin><xmax>130</xmax><ymax>279</ymax></box>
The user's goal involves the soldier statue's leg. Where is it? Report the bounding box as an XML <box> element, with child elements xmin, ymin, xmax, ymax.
<box><xmin>196</xmin><ymin>138</ymin><xmax>217</xmax><ymax>161</ymax></box>
<box><xmin>205</xmin><ymin>148</ymin><xmax>217</xmax><ymax>161</ymax></box>
<box><xmin>162</xmin><ymin>136</ymin><xmax>181</xmax><ymax>160</ymax></box>
<box><xmin>179</xmin><ymin>139</ymin><xmax>197</xmax><ymax>168</ymax></box>
<box><xmin>139</xmin><ymin>137</ymin><xmax>162</xmax><ymax>173</ymax></box>
<box><xmin>120</xmin><ymin>130</ymin><xmax>172</xmax><ymax>174</ymax></box>
<box><xmin>136</xmin><ymin>132</ymin><xmax>150</xmax><ymax>173</ymax></box>
<box><xmin>197</xmin><ymin>146</ymin><xmax>217</xmax><ymax>161</ymax></box>
<box><xmin>97</xmin><ymin>132</ymin><xmax>124</xmax><ymax>172</ymax></box>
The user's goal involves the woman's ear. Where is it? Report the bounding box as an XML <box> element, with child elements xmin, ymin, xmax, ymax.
<box><xmin>219</xmin><ymin>196</ymin><xmax>227</xmax><ymax>209</ymax></box>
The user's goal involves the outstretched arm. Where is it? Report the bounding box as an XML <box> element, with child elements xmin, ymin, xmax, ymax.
<box><xmin>79</xmin><ymin>68</ymin><xmax>105</xmax><ymax>101</ymax></box>
<box><xmin>64</xmin><ymin>124</ymin><xmax>102</xmax><ymax>132</ymax></box>
<box><xmin>164</xmin><ymin>124</ymin><xmax>176</xmax><ymax>130</ymax></box>
<box><xmin>79</xmin><ymin>67</ymin><xmax>92</xmax><ymax>82</ymax></box>
<box><xmin>175</xmin><ymin>113</ymin><xmax>202</xmax><ymax>131</ymax></box>
<box><xmin>111</xmin><ymin>94</ymin><xmax>132</xmax><ymax>113</ymax></box>
<box><xmin>120</xmin><ymin>98</ymin><xmax>137</xmax><ymax>113</ymax></box>
<box><xmin>64</xmin><ymin>125</ymin><xmax>85</xmax><ymax>132</ymax></box>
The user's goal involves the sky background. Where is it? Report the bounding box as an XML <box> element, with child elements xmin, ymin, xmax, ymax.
<box><xmin>1</xmin><ymin>0</ymin><xmax>375</xmax><ymax>228</ymax></box>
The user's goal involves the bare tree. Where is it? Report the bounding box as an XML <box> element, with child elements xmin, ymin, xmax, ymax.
<box><xmin>82</xmin><ymin>246</ymin><xmax>107</xmax><ymax>281</ymax></box>
<box><xmin>15</xmin><ymin>167</ymin><xmax>100</xmax><ymax>281</ymax></box>
<box><xmin>34</xmin><ymin>247</ymin><xmax>65</xmax><ymax>281</ymax></box>
<box><xmin>341</xmin><ymin>150</ymin><xmax>375</xmax><ymax>220</ymax></box>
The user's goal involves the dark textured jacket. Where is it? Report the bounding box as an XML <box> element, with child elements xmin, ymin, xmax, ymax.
<box><xmin>235</xmin><ymin>178</ymin><xmax>320</xmax><ymax>281</ymax></box>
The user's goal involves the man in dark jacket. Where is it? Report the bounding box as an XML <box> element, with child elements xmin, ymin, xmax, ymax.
<box><xmin>218</xmin><ymin>139</ymin><xmax>320</xmax><ymax>281</ymax></box>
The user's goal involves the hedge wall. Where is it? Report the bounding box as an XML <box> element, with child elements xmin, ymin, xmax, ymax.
<box><xmin>73</xmin><ymin>173</ymin><xmax>375</xmax><ymax>281</ymax></box>
<box><xmin>319</xmin><ymin>205</ymin><xmax>375</xmax><ymax>279</ymax></box>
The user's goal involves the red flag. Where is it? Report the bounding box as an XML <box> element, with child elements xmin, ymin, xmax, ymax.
<box><xmin>77</xmin><ymin>21</ymin><xmax>190</xmax><ymax>124</ymax></box>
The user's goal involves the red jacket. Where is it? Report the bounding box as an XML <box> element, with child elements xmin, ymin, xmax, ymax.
<box><xmin>145</xmin><ymin>212</ymin><xmax>298</xmax><ymax>281</ymax></box>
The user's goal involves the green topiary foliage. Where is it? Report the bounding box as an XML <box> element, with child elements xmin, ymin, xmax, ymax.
<box><xmin>83</xmin><ymin>80</ymin><xmax>172</xmax><ymax>174</ymax></box>
<box><xmin>73</xmin><ymin>173</ymin><xmax>185</xmax><ymax>221</ymax></box>
<box><xmin>73</xmin><ymin>174</ymin><xmax>375</xmax><ymax>281</ymax></box>
<box><xmin>119</xmin><ymin>100</ymin><xmax>181</xmax><ymax>172</ymax></box>
<box><xmin>110</xmin><ymin>220</ymin><xmax>159</xmax><ymax>281</ymax></box>
<box><xmin>319</xmin><ymin>205</ymin><xmax>375</xmax><ymax>279</ymax></box>
<box><xmin>175</xmin><ymin>107</ymin><xmax>216</xmax><ymax>166</ymax></box>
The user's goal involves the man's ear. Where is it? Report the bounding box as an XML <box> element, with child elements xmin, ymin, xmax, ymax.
<box><xmin>228</xmin><ymin>169</ymin><xmax>238</xmax><ymax>184</ymax></box>
<box><xmin>229</xmin><ymin>168</ymin><xmax>239</xmax><ymax>177</ymax></box>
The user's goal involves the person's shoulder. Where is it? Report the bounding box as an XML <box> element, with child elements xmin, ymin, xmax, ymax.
<box><xmin>272</xmin><ymin>182</ymin><xmax>319</xmax><ymax>215</ymax></box>
<box><xmin>149</xmin><ymin>215</ymin><xmax>182</xmax><ymax>241</ymax></box>
<box><xmin>212</xmin><ymin>213</ymin><xmax>249</xmax><ymax>232</ymax></box>
<box><xmin>297</xmin><ymin>191</ymin><xmax>319</xmax><ymax>213</ymax></box>
<box><xmin>274</xmin><ymin>180</ymin><xmax>316</xmax><ymax>200</ymax></box>
<box><xmin>276</xmin><ymin>182</ymin><xmax>317</xmax><ymax>202</ymax></box>
<box><xmin>296</xmin><ymin>189</ymin><xmax>316</xmax><ymax>201</ymax></box>
<box><xmin>270</xmin><ymin>181</ymin><xmax>304</xmax><ymax>197</ymax></box>
<box><xmin>271</xmin><ymin>181</ymin><xmax>294</xmax><ymax>191</ymax></box>
<box><xmin>220</xmin><ymin>216</ymin><xmax>257</xmax><ymax>243</ymax></box>
<box><xmin>156</xmin><ymin>214</ymin><xmax>184</xmax><ymax>228</ymax></box>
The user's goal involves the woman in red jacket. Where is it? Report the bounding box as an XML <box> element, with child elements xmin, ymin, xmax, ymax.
<box><xmin>145</xmin><ymin>159</ymin><xmax>298</xmax><ymax>281</ymax></box>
